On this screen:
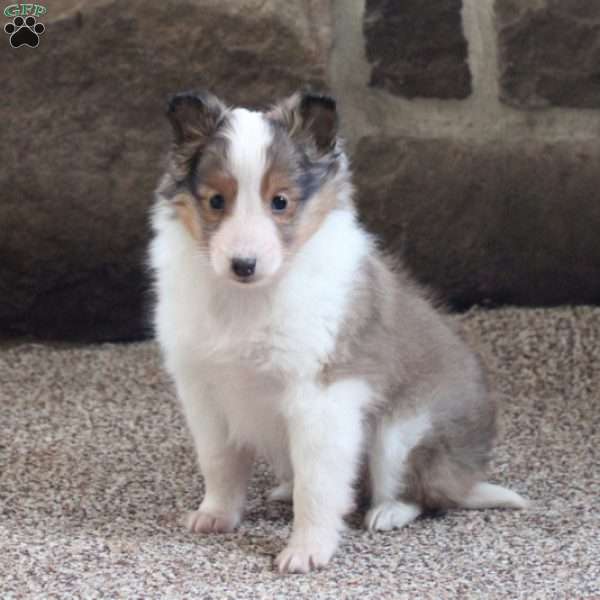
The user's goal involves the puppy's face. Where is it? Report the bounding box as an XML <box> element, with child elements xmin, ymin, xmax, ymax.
<box><xmin>165</xmin><ymin>91</ymin><xmax>340</xmax><ymax>286</ymax></box>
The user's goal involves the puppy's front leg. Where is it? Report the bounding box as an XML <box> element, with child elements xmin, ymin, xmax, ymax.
<box><xmin>277</xmin><ymin>378</ymin><xmax>370</xmax><ymax>573</ymax></box>
<box><xmin>176</xmin><ymin>374</ymin><xmax>254</xmax><ymax>534</ymax></box>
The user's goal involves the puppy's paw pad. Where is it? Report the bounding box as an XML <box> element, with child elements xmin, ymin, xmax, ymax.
<box><xmin>185</xmin><ymin>509</ymin><xmax>238</xmax><ymax>534</ymax></box>
<box><xmin>267</xmin><ymin>481</ymin><xmax>293</xmax><ymax>503</ymax></box>
<box><xmin>365</xmin><ymin>501</ymin><xmax>420</xmax><ymax>532</ymax></box>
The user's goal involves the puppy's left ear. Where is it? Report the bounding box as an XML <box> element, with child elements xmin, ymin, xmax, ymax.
<box><xmin>270</xmin><ymin>91</ymin><xmax>338</xmax><ymax>154</ymax></box>
<box><xmin>300</xmin><ymin>93</ymin><xmax>338</xmax><ymax>152</ymax></box>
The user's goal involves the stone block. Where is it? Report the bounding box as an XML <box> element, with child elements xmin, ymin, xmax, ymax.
<box><xmin>496</xmin><ymin>0</ymin><xmax>600</xmax><ymax>108</ymax></box>
<box><xmin>363</xmin><ymin>0</ymin><xmax>471</xmax><ymax>99</ymax></box>
<box><xmin>353</xmin><ymin>135</ymin><xmax>600</xmax><ymax>308</ymax></box>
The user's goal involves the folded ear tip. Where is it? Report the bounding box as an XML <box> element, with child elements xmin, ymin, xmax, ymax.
<box><xmin>165</xmin><ymin>90</ymin><xmax>225</xmax><ymax>149</ymax></box>
<box><xmin>166</xmin><ymin>91</ymin><xmax>203</xmax><ymax>115</ymax></box>
<box><xmin>166</xmin><ymin>95</ymin><xmax>179</xmax><ymax>115</ymax></box>
<box><xmin>318</xmin><ymin>94</ymin><xmax>336</xmax><ymax>111</ymax></box>
<box><xmin>300</xmin><ymin>91</ymin><xmax>337</xmax><ymax>112</ymax></box>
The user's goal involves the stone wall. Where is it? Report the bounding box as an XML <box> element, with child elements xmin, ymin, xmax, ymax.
<box><xmin>2</xmin><ymin>0</ymin><xmax>599</xmax><ymax>341</ymax></box>
<box><xmin>332</xmin><ymin>0</ymin><xmax>600</xmax><ymax>310</ymax></box>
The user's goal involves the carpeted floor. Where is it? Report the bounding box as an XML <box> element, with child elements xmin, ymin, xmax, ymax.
<box><xmin>1</xmin><ymin>307</ymin><xmax>599</xmax><ymax>599</ymax></box>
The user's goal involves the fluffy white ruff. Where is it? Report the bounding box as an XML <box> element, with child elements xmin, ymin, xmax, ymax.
<box><xmin>151</xmin><ymin>199</ymin><xmax>373</xmax><ymax>573</ymax></box>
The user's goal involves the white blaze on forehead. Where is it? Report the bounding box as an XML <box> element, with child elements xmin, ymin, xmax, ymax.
<box><xmin>224</xmin><ymin>108</ymin><xmax>273</xmax><ymax>205</ymax></box>
<box><xmin>211</xmin><ymin>107</ymin><xmax>282</xmax><ymax>281</ymax></box>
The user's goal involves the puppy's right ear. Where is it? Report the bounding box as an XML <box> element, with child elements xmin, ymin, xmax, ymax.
<box><xmin>166</xmin><ymin>91</ymin><xmax>226</xmax><ymax>179</ymax></box>
<box><xmin>167</xmin><ymin>90</ymin><xmax>226</xmax><ymax>145</ymax></box>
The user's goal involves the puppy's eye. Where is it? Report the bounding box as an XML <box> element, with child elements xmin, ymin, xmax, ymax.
<box><xmin>271</xmin><ymin>194</ymin><xmax>288</xmax><ymax>212</ymax></box>
<box><xmin>209</xmin><ymin>194</ymin><xmax>225</xmax><ymax>210</ymax></box>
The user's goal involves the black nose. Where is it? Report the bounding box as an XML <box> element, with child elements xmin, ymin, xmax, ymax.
<box><xmin>231</xmin><ymin>257</ymin><xmax>257</xmax><ymax>279</ymax></box>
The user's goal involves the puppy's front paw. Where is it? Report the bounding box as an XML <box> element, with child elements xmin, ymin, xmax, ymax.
<box><xmin>185</xmin><ymin>509</ymin><xmax>239</xmax><ymax>534</ymax></box>
<box><xmin>276</xmin><ymin>530</ymin><xmax>338</xmax><ymax>574</ymax></box>
<box><xmin>365</xmin><ymin>500</ymin><xmax>421</xmax><ymax>532</ymax></box>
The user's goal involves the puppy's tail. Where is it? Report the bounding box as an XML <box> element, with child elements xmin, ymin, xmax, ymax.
<box><xmin>460</xmin><ymin>482</ymin><xmax>529</xmax><ymax>510</ymax></box>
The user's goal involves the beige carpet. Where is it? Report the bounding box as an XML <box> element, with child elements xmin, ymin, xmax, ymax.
<box><xmin>1</xmin><ymin>307</ymin><xmax>599</xmax><ymax>599</ymax></box>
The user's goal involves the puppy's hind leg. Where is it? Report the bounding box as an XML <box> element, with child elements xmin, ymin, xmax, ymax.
<box><xmin>365</xmin><ymin>413</ymin><xmax>430</xmax><ymax>532</ymax></box>
<box><xmin>266</xmin><ymin>446</ymin><xmax>294</xmax><ymax>503</ymax></box>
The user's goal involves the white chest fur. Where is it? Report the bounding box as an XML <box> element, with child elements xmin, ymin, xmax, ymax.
<box><xmin>150</xmin><ymin>206</ymin><xmax>371</xmax><ymax>460</ymax></box>
<box><xmin>151</xmin><ymin>207</ymin><xmax>371</xmax><ymax>380</ymax></box>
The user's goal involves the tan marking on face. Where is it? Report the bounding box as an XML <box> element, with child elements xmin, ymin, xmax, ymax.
<box><xmin>173</xmin><ymin>173</ymin><xmax>239</xmax><ymax>241</ymax></box>
<box><xmin>260</xmin><ymin>165</ymin><xmax>301</xmax><ymax>225</ymax></box>
<box><xmin>291</xmin><ymin>182</ymin><xmax>341</xmax><ymax>251</ymax></box>
<box><xmin>197</xmin><ymin>172</ymin><xmax>238</xmax><ymax>226</ymax></box>
<box><xmin>203</xmin><ymin>172</ymin><xmax>238</xmax><ymax>203</ymax></box>
<box><xmin>173</xmin><ymin>193</ymin><xmax>203</xmax><ymax>241</ymax></box>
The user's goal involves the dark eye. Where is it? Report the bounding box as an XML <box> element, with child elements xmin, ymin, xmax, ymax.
<box><xmin>271</xmin><ymin>194</ymin><xmax>288</xmax><ymax>212</ymax></box>
<box><xmin>209</xmin><ymin>194</ymin><xmax>225</xmax><ymax>210</ymax></box>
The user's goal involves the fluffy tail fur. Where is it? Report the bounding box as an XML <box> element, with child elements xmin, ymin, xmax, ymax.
<box><xmin>461</xmin><ymin>482</ymin><xmax>529</xmax><ymax>510</ymax></box>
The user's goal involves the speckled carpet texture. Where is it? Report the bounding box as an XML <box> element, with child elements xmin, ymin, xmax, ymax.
<box><xmin>1</xmin><ymin>307</ymin><xmax>599</xmax><ymax>599</ymax></box>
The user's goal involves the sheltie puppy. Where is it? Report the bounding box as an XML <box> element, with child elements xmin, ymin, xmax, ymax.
<box><xmin>149</xmin><ymin>89</ymin><xmax>527</xmax><ymax>574</ymax></box>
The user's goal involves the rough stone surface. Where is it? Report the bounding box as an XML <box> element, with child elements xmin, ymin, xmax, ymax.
<box><xmin>496</xmin><ymin>0</ymin><xmax>600</xmax><ymax>108</ymax></box>
<box><xmin>363</xmin><ymin>0</ymin><xmax>471</xmax><ymax>99</ymax></box>
<box><xmin>0</xmin><ymin>0</ymin><xmax>333</xmax><ymax>342</ymax></box>
<box><xmin>353</xmin><ymin>135</ymin><xmax>600</xmax><ymax>309</ymax></box>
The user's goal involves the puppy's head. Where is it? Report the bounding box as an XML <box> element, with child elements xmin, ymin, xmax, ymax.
<box><xmin>163</xmin><ymin>89</ymin><xmax>345</xmax><ymax>286</ymax></box>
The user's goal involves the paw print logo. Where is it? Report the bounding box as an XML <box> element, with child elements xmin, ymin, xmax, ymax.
<box><xmin>4</xmin><ymin>15</ymin><xmax>45</xmax><ymax>48</ymax></box>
